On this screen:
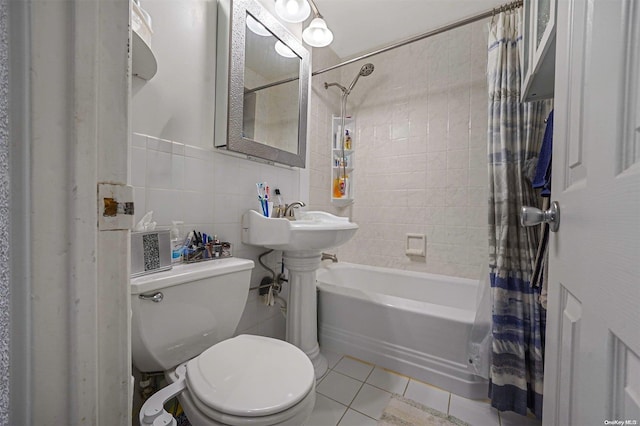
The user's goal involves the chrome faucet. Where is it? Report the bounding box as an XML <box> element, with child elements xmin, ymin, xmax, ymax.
<box><xmin>321</xmin><ymin>252</ymin><xmax>338</xmax><ymax>263</ymax></box>
<box><xmin>283</xmin><ymin>201</ymin><xmax>306</xmax><ymax>219</ymax></box>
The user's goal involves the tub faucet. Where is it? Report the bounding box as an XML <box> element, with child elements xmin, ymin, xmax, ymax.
<box><xmin>321</xmin><ymin>253</ymin><xmax>338</xmax><ymax>263</ymax></box>
<box><xmin>284</xmin><ymin>201</ymin><xmax>306</xmax><ymax>219</ymax></box>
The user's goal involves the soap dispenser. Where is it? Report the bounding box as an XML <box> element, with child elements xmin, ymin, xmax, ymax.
<box><xmin>170</xmin><ymin>220</ymin><xmax>184</xmax><ymax>264</ymax></box>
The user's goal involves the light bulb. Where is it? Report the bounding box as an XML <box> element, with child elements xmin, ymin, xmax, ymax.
<box><xmin>246</xmin><ymin>15</ymin><xmax>270</xmax><ymax>37</ymax></box>
<box><xmin>302</xmin><ymin>17</ymin><xmax>334</xmax><ymax>47</ymax></box>
<box><xmin>285</xmin><ymin>0</ymin><xmax>299</xmax><ymax>15</ymax></box>
<box><xmin>275</xmin><ymin>40</ymin><xmax>297</xmax><ymax>58</ymax></box>
<box><xmin>274</xmin><ymin>0</ymin><xmax>310</xmax><ymax>23</ymax></box>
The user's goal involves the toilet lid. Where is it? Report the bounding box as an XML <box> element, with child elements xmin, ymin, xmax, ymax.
<box><xmin>186</xmin><ymin>334</ymin><xmax>315</xmax><ymax>417</ymax></box>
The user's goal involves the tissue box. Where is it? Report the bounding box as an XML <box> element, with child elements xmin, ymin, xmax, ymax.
<box><xmin>131</xmin><ymin>230</ymin><xmax>171</xmax><ymax>277</ymax></box>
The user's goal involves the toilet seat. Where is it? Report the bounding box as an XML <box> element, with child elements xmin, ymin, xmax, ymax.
<box><xmin>140</xmin><ymin>335</ymin><xmax>316</xmax><ymax>426</ymax></box>
<box><xmin>186</xmin><ymin>335</ymin><xmax>315</xmax><ymax>419</ymax></box>
<box><xmin>180</xmin><ymin>380</ymin><xmax>315</xmax><ymax>426</ymax></box>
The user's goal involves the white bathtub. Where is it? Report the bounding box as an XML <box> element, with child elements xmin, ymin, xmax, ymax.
<box><xmin>316</xmin><ymin>262</ymin><xmax>488</xmax><ymax>399</ymax></box>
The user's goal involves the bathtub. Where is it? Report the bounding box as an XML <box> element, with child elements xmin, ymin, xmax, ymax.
<box><xmin>316</xmin><ymin>262</ymin><xmax>488</xmax><ymax>399</ymax></box>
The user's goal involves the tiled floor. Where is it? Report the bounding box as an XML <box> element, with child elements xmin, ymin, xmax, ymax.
<box><xmin>306</xmin><ymin>350</ymin><xmax>542</xmax><ymax>426</ymax></box>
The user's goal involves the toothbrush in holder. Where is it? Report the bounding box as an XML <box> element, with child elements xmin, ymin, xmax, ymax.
<box><xmin>256</xmin><ymin>182</ymin><xmax>271</xmax><ymax>217</ymax></box>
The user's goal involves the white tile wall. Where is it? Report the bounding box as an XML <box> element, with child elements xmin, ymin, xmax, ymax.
<box><xmin>308</xmin><ymin>20</ymin><xmax>490</xmax><ymax>279</ymax></box>
<box><xmin>130</xmin><ymin>132</ymin><xmax>300</xmax><ymax>339</ymax></box>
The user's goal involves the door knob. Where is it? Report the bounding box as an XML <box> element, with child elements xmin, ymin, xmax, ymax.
<box><xmin>521</xmin><ymin>201</ymin><xmax>560</xmax><ymax>232</ymax></box>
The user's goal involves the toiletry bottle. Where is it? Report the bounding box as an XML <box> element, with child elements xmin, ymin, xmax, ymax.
<box><xmin>344</xmin><ymin>130</ymin><xmax>352</xmax><ymax>150</ymax></box>
<box><xmin>333</xmin><ymin>177</ymin><xmax>343</xmax><ymax>198</ymax></box>
<box><xmin>170</xmin><ymin>220</ymin><xmax>184</xmax><ymax>263</ymax></box>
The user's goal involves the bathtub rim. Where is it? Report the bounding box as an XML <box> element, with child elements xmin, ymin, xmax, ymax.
<box><xmin>316</xmin><ymin>262</ymin><xmax>479</xmax><ymax>324</ymax></box>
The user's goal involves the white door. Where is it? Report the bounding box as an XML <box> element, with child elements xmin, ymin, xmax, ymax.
<box><xmin>543</xmin><ymin>0</ymin><xmax>640</xmax><ymax>425</ymax></box>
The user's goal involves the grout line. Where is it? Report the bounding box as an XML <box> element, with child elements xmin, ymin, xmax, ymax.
<box><xmin>348</xmin><ymin>406</ymin><xmax>378</xmax><ymax>422</ymax></box>
<box><xmin>362</xmin><ymin>366</ymin><xmax>375</xmax><ymax>383</ymax></box>
<box><xmin>346</xmin><ymin>379</ymin><xmax>367</xmax><ymax>408</ymax></box>
<box><xmin>335</xmin><ymin>405</ymin><xmax>349</xmax><ymax>426</ymax></box>
<box><xmin>315</xmin><ymin>392</ymin><xmax>349</xmax><ymax>413</ymax></box>
<box><xmin>366</xmin><ymin>380</ymin><xmax>406</xmax><ymax>395</ymax></box>
<box><xmin>402</xmin><ymin>378</ymin><xmax>410</xmax><ymax>396</ymax></box>
<box><xmin>315</xmin><ymin>370</ymin><xmax>365</xmax><ymax>409</ymax></box>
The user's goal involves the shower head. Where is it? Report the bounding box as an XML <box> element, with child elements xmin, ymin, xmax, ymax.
<box><xmin>359</xmin><ymin>63</ymin><xmax>375</xmax><ymax>77</ymax></box>
<box><xmin>325</xmin><ymin>63</ymin><xmax>375</xmax><ymax>98</ymax></box>
<box><xmin>347</xmin><ymin>63</ymin><xmax>375</xmax><ymax>93</ymax></box>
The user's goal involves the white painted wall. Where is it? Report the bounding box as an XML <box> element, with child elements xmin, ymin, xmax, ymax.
<box><xmin>132</xmin><ymin>0</ymin><xmax>217</xmax><ymax>148</ymax></box>
<box><xmin>309</xmin><ymin>20</ymin><xmax>489</xmax><ymax>279</ymax></box>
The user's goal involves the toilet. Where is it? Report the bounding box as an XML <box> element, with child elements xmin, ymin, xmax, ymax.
<box><xmin>131</xmin><ymin>258</ymin><xmax>316</xmax><ymax>426</ymax></box>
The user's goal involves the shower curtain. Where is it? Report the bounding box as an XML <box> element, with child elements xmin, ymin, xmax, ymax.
<box><xmin>486</xmin><ymin>9</ymin><xmax>551</xmax><ymax>418</ymax></box>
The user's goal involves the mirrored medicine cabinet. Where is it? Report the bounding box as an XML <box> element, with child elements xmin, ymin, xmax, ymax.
<box><xmin>215</xmin><ymin>0</ymin><xmax>310</xmax><ymax>167</ymax></box>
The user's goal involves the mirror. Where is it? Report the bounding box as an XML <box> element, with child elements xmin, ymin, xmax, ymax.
<box><xmin>215</xmin><ymin>0</ymin><xmax>310</xmax><ymax>167</ymax></box>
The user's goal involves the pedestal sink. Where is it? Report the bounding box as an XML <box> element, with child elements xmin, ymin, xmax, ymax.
<box><xmin>241</xmin><ymin>209</ymin><xmax>358</xmax><ymax>379</ymax></box>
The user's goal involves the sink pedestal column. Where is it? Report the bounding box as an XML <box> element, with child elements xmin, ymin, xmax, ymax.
<box><xmin>282</xmin><ymin>250</ymin><xmax>327</xmax><ymax>380</ymax></box>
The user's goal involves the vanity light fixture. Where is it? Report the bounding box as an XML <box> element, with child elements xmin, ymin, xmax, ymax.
<box><xmin>301</xmin><ymin>0</ymin><xmax>333</xmax><ymax>47</ymax></box>
<box><xmin>246</xmin><ymin>14</ymin><xmax>271</xmax><ymax>36</ymax></box>
<box><xmin>274</xmin><ymin>40</ymin><xmax>297</xmax><ymax>58</ymax></box>
<box><xmin>273</xmin><ymin>0</ymin><xmax>333</xmax><ymax>47</ymax></box>
<box><xmin>274</xmin><ymin>0</ymin><xmax>310</xmax><ymax>23</ymax></box>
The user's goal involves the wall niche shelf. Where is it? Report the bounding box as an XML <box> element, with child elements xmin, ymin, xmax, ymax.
<box><xmin>132</xmin><ymin>30</ymin><xmax>157</xmax><ymax>80</ymax></box>
<box><xmin>331</xmin><ymin>116</ymin><xmax>355</xmax><ymax>207</ymax></box>
<box><xmin>131</xmin><ymin>0</ymin><xmax>157</xmax><ymax>80</ymax></box>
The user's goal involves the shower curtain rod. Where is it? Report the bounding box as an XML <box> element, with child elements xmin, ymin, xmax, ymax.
<box><xmin>311</xmin><ymin>0</ymin><xmax>522</xmax><ymax>77</ymax></box>
<box><xmin>245</xmin><ymin>0</ymin><xmax>522</xmax><ymax>93</ymax></box>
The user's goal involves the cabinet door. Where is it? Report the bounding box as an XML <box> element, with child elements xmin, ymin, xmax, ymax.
<box><xmin>532</xmin><ymin>0</ymin><xmax>556</xmax><ymax>67</ymax></box>
<box><xmin>521</xmin><ymin>0</ymin><xmax>557</xmax><ymax>101</ymax></box>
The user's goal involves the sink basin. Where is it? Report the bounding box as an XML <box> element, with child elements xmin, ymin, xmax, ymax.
<box><xmin>241</xmin><ymin>209</ymin><xmax>358</xmax><ymax>251</ymax></box>
<box><xmin>242</xmin><ymin>209</ymin><xmax>358</xmax><ymax>379</ymax></box>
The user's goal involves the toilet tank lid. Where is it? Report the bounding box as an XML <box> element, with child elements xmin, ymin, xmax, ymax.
<box><xmin>130</xmin><ymin>257</ymin><xmax>254</xmax><ymax>295</ymax></box>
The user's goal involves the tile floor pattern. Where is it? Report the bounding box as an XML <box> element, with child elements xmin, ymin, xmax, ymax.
<box><xmin>307</xmin><ymin>350</ymin><xmax>542</xmax><ymax>426</ymax></box>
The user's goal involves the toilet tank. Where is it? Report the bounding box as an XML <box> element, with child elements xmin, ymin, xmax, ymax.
<box><xmin>130</xmin><ymin>257</ymin><xmax>255</xmax><ymax>372</ymax></box>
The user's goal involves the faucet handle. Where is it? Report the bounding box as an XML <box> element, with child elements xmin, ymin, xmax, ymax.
<box><xmin>284</xmin><ymin>201</ymin><xmax>306</xmax><ymax>220</ymax></box>
<box><xmin>284</xmin><ymin>204</ymin><xmax>297</xmax><ymax>219</ymax></box>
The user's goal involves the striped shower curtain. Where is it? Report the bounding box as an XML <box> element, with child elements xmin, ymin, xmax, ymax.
<box><xmin>487</xmin><ymin>9</ymin><xmax>551</xmax><ymax>418</ymax></box>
